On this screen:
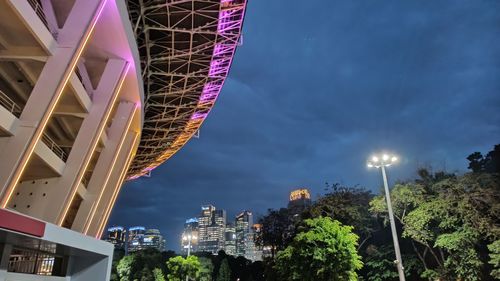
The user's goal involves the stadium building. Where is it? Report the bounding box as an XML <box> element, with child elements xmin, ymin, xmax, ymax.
<box><xmin>0</xmin><ymin>0</ymin><xmax>246</xmax><ymax>280</ymax></box>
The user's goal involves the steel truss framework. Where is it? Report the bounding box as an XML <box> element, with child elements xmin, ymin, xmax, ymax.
<box><xmin>126</xmin><ymin>0</ymin><xmax>246</xmax><ymax>179</ymax></box>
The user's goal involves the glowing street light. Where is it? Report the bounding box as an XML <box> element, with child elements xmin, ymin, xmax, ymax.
<box><xmin>182</xmin><ymin>234</ymin><xmax>197</xmax><ymax>256</ymax></box>
<box><xmin>182</xmin><ymin>233</ymin><xmax>198</xmax><ymax>281</ymax></box>
<box><xmin>367</xmin><ymin>153</ymin><xmax>405</xmax><ymax>281</ymax></box>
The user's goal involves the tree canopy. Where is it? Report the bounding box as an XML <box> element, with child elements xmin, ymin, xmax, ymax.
<box><xmin>166</xmin><ymin>255</ymin><xmax>201</xmax><ymax>281</ymax></box>
<box><xmin>275</xmin><ymin>217</ymin><xmax>363</xmax><ymax>281</ymax></box>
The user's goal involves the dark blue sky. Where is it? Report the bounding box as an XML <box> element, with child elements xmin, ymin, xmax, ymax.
<box><xmin>109</xmin><ymin>0</ymin><xmax>500</xmax><ymax>251</ymax></box>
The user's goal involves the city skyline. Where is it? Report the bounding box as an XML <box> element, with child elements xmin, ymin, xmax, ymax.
<box><xmin>108</xmin><ymin>0</ymin><xmax>500</xmax><ymax>254</ymax></box>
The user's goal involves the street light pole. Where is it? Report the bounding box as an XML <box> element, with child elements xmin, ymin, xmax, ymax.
<box><xmin>183</xmin><ymin>234</ymin><xmax>196</xmax><ymax>281</ymax></box>
<box><xmin>186</xmin><ymin>235</ymin><xmax>191</xmax><ymax>257</ymax></box>
<box><xmin>380</xmin><ymin>164</ymin><xmax>405</xmax><ymax>281</ymax></box>
<box><xmin>368</xmin><ymin>154</ymin><xmax>406</xmax><ymax>281</ymax></box>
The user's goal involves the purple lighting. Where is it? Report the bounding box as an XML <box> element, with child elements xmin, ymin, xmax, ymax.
<box><xmin>132</xmin><ymin>0</ymin><xmax>247</xmax><ymax>179</ymax></box>
<box><xmin>190</xmin><ymin>0</ymin><xmax>246</xmax><ymax>122</ymax></box>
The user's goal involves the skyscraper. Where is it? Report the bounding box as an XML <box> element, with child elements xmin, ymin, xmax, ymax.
<box><xmin>252</xmin><ymin>224</ymin><xmax>263</xmax><ymax>261</ymax></box>
<box><xmin>224</xmin><ymin>223</ymin><xmax>237</xmax><ymax>256</ymax></box>
<box><xmin>106</xmin><ymin>226</ymin><xmax>127</xmax><ymax>249</ymax></box>
<box><xmin>181</xmin><ymin>218</ymin><xmax>199</xmax><ymax>255</ymax></box>
<box><xmin>144</xmin><ymin>229</ymin><xmax>166</xmax><ymax>252</ymax></box>
<box><xmin>235</xmin><ymin>210</ymin><xmax>255</xmax><ymax>260</ymax></box>
<box><xmin>128</xmin><ymin>226</ymin><xmax>146</xmax><ymax>252</ymax></box>
<box><xmin>288</xmin><ymin>188</ymin><xmax>312</xmax><ymax>216</ymax></box>
<box><xmin>198</xmin><ymin>205</ymin><xmax>226</xmax><ymax>254</ymax></box>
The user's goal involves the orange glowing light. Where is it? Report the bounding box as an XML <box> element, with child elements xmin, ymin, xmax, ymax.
<box><xmin>289</xmin><ymin>189</ymin><xmax>311</xmax><ymax>201</ymax></box>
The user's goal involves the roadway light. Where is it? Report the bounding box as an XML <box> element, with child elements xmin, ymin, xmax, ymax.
<box><xmin>367</xmin><ymin>163</ymin><xmax>374</xmax><ymax>168</ymax></box>
<box><xmin>367</xmin><ymin>153</ymin><xmax>405</xmax><ymax>281</ymax></box>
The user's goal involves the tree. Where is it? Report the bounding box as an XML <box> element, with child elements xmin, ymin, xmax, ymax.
<box><xmin>153</xmin><ymin>268</ymin><xmax>165</xmax><ymax>281</ymax></box>
<box><xmin>489</xmin><ymin>240</ymin><xmax>500</xmax><ymax>280</ymax></box>
<box><xmin>370</xmin><ymin>171</ymin><xmax>499</xmax><ymax>280</ymax></box>
<box><xmin>116</xmin><ymin>255</ymin><xmax>135</xmax><ymax>281</ymax></box>
<box><xmin>305</xmin><ymin>183</ymin><xmax>376</xmax><ymax>250</ymax></box>
<box><xmin>467</xmin><ymin>144</ymin><xmax>500</xmax><ymax>174</ymax></box>
<box><xmin>274</xmin><ymin>217</ymin><xmax>362</xmax><ymax>281</ymax></box>
<box><xmin>257</xmin><ymin>208</ymin><xmax>293</xmax><ymax>258</ymax></box>
<box><xmin>167</xmin><ymin>256</ymin><xmax>201</xmax><ymax>281</ymax></box>
<box><xmin>199</xmin><ymin>257</ymin><xmax>214</xmax><ymax>281</ymax></box>
<box><xmin>216</xmin><ymin>258</ymin><xmax>231</xmax><ymax>281</ymax></box>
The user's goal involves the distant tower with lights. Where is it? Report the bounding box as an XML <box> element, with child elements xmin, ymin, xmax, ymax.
<box><xmin>288</xmin><ymin>188</ymin><xmax>312</xmax><ymax>216</ymax></box>
<box><xmin>181</xmin><ymin>218</ymin><xmax>199</xmax><ymax>255</ymax></box>
<box><xmin>198</xmin><ymin>205</ymin><xmax>226</xmax><ymax>254</ymax></box>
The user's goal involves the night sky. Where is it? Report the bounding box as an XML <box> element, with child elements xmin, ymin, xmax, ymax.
<box><xmin>108</xmin><ymin>0</ymin><xmax>500</xmax><ymax>252</ymax></box>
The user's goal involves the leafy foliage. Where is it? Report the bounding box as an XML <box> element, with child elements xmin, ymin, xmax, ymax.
<box><xmin>153</xmin><ymin>267</ymin><xmax>165</xmax><ymax>281</ymax></box>
<box><xmin>370</xmin><ymin>169</ymin><xmax>499</xmax><ymax>280</ymax></box>
<box><xmin>199</xmin><ymin>257</ymin><xmax>214</xmax><ymax>281</ymax></box>
<box><xmin>489</xmin><ymin>240</ymin><xmax>500</xmax><ymax>280</ymax></box>
<box><xmin>467</xmin><ymin>144</ymin><xmax>500</xmax><ymax>173</ymax></box>
<box><xmin>274</xmin><ymin>217</ymin><xmax>362</xmax><ymax>281</ymax></box>
<box><xmin>166</xmin><ymin>255</ymin><xmax>201</xmax><ymax>281</ymax></box>
<box><xmin>117</xmin><ymin>255</ymin><xmax>135</xmax><ymax>281</ymax></box>
<box><xmin>305</xmin><ymin>183</ymin><xmax>376</xmax><ymax>250</ymax></box>
<box><xmin>216</xmin><ymin>258</ymin><xmax>231</xmax><ymax>281</ymax></box>
<box><xmin>257</xmin><ymin>208</ymin><xmax>293</xmax><ymax>258</ymax></box>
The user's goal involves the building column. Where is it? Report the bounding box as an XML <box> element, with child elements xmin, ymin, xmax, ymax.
<box><xmin>49</xmin><ymin>59</ymin><xmax>129</xmax><ymax>226</ymax></box>
<box><xmin>87</xmin><ymin>131</ymin><xmax>138</xmax><ymax>238</ymax></box>
<box><xmin>0</xmin><ymin>0</ymin><xmax>107</xmax><ymax>208</ymax></box>
<box><xmin>0</xmin><ymin>244</ymin><xmax>13</xmax><ymax>281</ymax></box>
<box><xmin>71</xmin><ymin>101</ymin><xmax>137</xmax><ymax>233</ymax></box>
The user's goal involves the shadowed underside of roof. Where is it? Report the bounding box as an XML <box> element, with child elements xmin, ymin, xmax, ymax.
<box><xmin>126</xmin><ymin>0</ymin><xmax>246</xmax><ymax>179</ymax></box>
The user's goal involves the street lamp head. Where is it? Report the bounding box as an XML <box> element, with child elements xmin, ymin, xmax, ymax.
<box><xmin>367</xmin><ymin>153</ymin><xmax>399</xmax><ymax>168</ymax></box>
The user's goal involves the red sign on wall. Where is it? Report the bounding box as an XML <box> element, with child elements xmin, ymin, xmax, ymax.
<box><xmin>0</xmin><ymin>208</ymin><xmax>45</xmax><ymax>237</ymax></box>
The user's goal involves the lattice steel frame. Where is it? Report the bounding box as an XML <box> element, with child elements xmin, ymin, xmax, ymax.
<box><xmin>126</xmin><ymin>0</ymin><xmax>247</xmax><ymax>179</ymax></box>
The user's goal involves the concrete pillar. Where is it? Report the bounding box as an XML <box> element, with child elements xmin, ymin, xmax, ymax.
<box><xmin>86</xmin><ymin>131</ymin><xmax>138</xmax><ymax>238</ymax></box>
<box><xmin>0</xmin><ymin>0</ymin><xmax>107</xmax><ymax>208</ymax></box>
<box><xmin>71</xmin><ymin>101</ymin><xmax>137</xmax><ymax>233</ymax></box>
<box><xmin>51</xmin><ymin>59</ymin><xmax>129</xmax><ymax>225</ymax></box>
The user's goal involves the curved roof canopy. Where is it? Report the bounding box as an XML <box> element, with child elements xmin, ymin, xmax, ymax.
<box><xmin>126</xmin><ymin>0</ymin><xmax>247</xmax><ymax>179</ymax></box>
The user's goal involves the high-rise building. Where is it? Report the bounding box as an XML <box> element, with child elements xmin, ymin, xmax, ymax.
<box><xmin>181</xmin><ymin>218</ymin><xmax>199</xmax><ymax>255</ymax></box>
<box><xmin>128</xmin><ymin>226</ymin><xmax>146</xmax><ymax>252</ymax></box>
<box><xmin>198</xmin><ymin>205</ymin><xmax>226</xmax><ymax>254</ymax></box>
<box><xmin>126</xmin><ymin>226</ymin><xmax>165</xmax><ymax>252</ymax></box>
<box><xmin>224</xmin><ymin>223</ymin><xmax>237</xmax><ymax>256</ymax></box>
<box><xmin>235</xmin><ymin>210</ymin><xmax>255</xmax><ymax>260</ymax></box>
<box><xmin>144</xmin><ymin>229</ymin><xmax>165</xmax><ymax>252</ymax></box>
<box><xmin>106</xmin><ymin>226</ymin><xmax>127</xmax><ymax>249</ymax></box>
<box><xmin>0</xmin><ymin>0</ymin><xmax>246</xmax><ymax>278</ymax></box>
<box><xmin>288</xmin><ymin>188</ymin><xmax>312</xmax><ymax>216</ymax></box>
<box><xmin>252</xmin><ymin>224</ymin><xmax>263</xmax><ymax>261</ymax></box>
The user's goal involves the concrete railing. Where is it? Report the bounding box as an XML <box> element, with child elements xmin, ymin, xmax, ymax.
<box><xmin>26</xmin><ymin>0</ymin><xmax>58</xmax><ymax>38</ymax></box>
<box><xmin>41</xmin><ymin>133</ymin><xmax>68</xmax><ymax>162</ymax></box>
<box><xmin>0</xmin><ymin>89</ymin><xmax>22</xmax><ymax>117</ymax></box>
